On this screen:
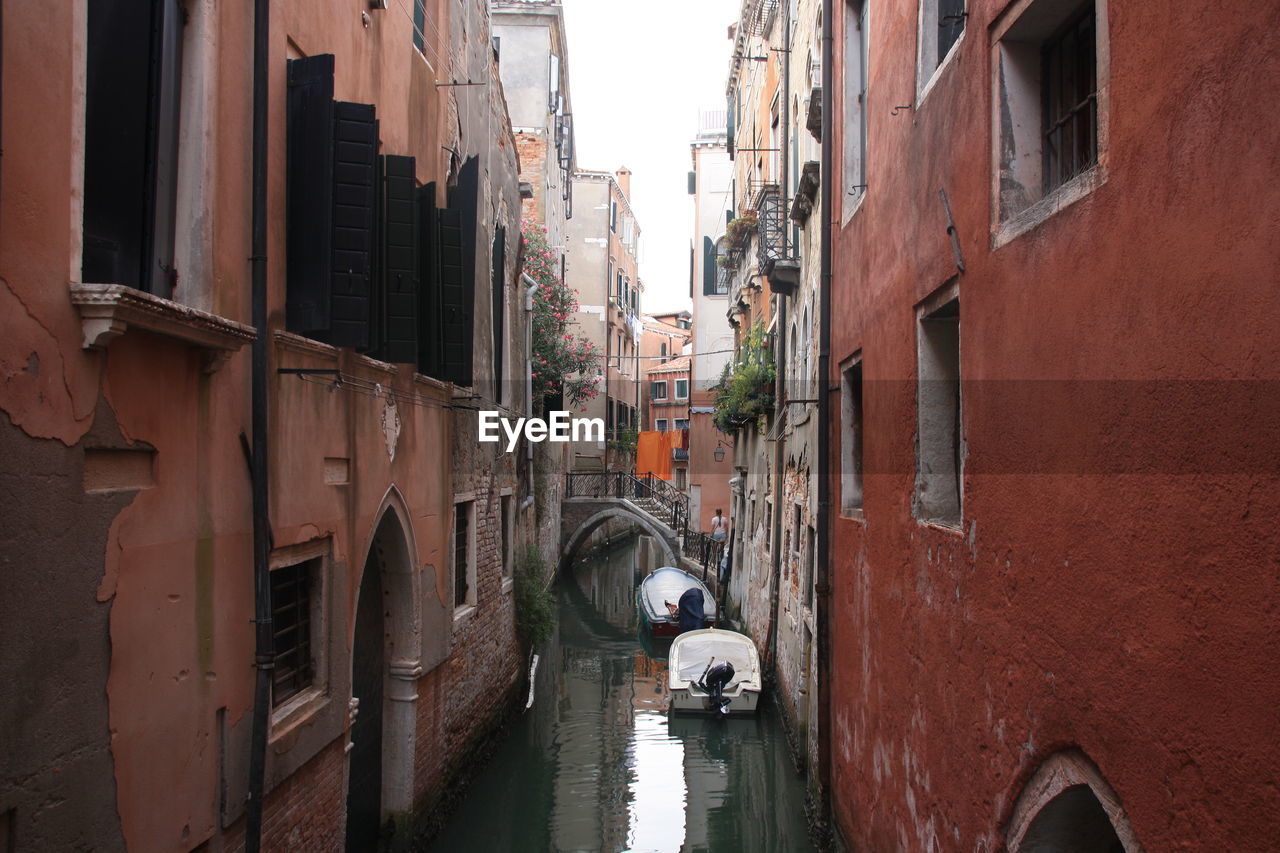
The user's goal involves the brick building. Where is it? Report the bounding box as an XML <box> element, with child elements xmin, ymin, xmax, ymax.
<box><xmin>0</xmin><ymin>1</ymin><xmax>532</xmax><ymax>851</ymax></box>
<box><xmin>825</xmin><ymin>0</ymin><xmax>1280</xmax><ymax>850</ymax></box>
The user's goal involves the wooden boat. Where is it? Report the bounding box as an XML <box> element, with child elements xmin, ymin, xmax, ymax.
<box><xmin>637</xmin><ymin>566</ymin><xmax>716</xmax><ymax>638</ymax></box>
<box><xmin>668</xmin><ymin>628</ymin><xmax>762</xmax><ymax>716</ymax></box>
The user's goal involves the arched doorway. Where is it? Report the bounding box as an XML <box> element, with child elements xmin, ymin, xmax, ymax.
<box><xmin>346</xmin><ymin>498</ymin><xmax>422</xmax><ymax>852</ymax></box>
<box><xmin>1005</xmin><ymin>750</ymin><xmax>1143</xmax><ymax>853</ymax></box>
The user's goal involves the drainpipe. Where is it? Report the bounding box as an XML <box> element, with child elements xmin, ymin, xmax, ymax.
<box><xmin>815</xmin><ymin>0</ymin><xmax>835</xmax><ymax>827</ymax></box>
<box><xmin>523</xmin><ymin>272</ymin><xmax>539</xmax><ymax>509</ymax></box>
<box><xmin>766</xmin><ymin>0</ymin><xmax>792</xmax><ymax>675</ymax></box>
<box><xmin>245</xmin><ymin>0</ymin><xmax>271</xmax><ymax>848</ymax></box>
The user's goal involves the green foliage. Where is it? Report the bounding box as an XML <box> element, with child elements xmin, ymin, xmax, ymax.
<box><xmin>514</xmin><ymin>544</ymin><xmax>556</xmax><ymax>649</ymax></box>
<box><xmin>713</xmin><ymin>321</ymin><xmax>776</xmax><ymax>432</ymax></box>
<box><xmin>523</xmin><ymin>219</ymin><xmax>601</xmax><ymax>407</ymax></box>
<box><xmin>725</xmin><ymin>210</ymin><xmax>759</xmax><ymax>247</ymax></box>
<box><xmin>607</xmin><ymin>428</ymin><xmax>638</xmax><ymax>452</ymax></box>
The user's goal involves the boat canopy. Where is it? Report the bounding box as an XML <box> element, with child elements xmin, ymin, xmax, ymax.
<box><xmin>674</xmin><ymin>634</ymin><xmax>757</xmax><ymax>686</ymax></box>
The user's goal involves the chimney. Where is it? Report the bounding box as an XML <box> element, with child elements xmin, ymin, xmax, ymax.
<box><xmin>616</xmin><ymin>166</ymin><xmax>632</xmax><ymax>199</ymax></box>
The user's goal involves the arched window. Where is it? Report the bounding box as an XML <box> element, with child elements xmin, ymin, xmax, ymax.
<box><xmin>1006</xmin><ymin>750</ymin><xmax>1143</xmax><ymax>853</ymax></box>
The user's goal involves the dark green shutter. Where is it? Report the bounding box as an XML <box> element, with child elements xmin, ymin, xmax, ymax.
<box><xmin>416</xmin><ymin>183</ymin><xmax>439</xmax><ymax>375</ymax></box>
<box><xmin>380</xmin><ymin>155</ymin><xmax>419</xmax><ymax>363</ymax></box>
<box><xmin>703</xmin><ymin>236</ymin><xmax>717</xmax><ymax>295</ymax></box>
<box><xmin>491</xmin><ymin>226</ymin><xmax>507</xmax><ymax>403</ymax></box>
<box><xmin>440</xmin><ymin>157</ymin><xmax>478</xmax><ymax>386</ymax></box>
<box><xmin>329</xmin><ymin>101</ymin><xmax>377</xmax><ymax>349</ymax></box>
<box><xmin>285</xmin><ymin>55</ymin><xmax>335</xmax><ymax>333</ymax></box>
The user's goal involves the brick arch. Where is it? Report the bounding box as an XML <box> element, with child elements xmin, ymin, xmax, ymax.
<box><xmin>561</xmin><ymin>506</ymin><xmax>679</xmax><ymax>569</ymax></box>
<box><xmin>1005</xmin><ymin>749</ymin><xmax>1144</xmax><ymax>853</ymax></box>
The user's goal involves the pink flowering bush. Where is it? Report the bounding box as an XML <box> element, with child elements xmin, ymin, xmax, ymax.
<box><xmin>523</xmin><ymin>219</ymin><xmax>600</xmax><ymax>406</ymax></box>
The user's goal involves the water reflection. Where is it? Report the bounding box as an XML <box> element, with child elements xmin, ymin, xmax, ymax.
<box><xmin>426</xmin><ymin>529</ymin><xmax>813</xmax><ymax>853</ymax></box>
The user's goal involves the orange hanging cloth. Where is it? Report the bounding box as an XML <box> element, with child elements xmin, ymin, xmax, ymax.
<box><xmin>635</xmin><ymin>431</ymin><xmax>671</xmax><ymax>480</ymax></box>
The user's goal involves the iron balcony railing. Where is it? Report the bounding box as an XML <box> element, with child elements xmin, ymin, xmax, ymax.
<box><xmin>756</xmin><ymin>185</ymin><xmax>788</xmax><ymax>275</ymax></box>
<box><xmin>565</xmin><ymin>471</ymin><xmax>689</xmax><ymax>538</ymax></box>
<box><xmin>682</xmin><ymin>530</ymin><xmax>725</xmax><ymax>582</ymax></box>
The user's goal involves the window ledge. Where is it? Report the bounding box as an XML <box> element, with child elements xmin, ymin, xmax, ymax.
<box><xmin>453</xmin><ymin>603</ymin><xmax>477</xmax><ymax>623</ymax></box>
<box><xmin>269</xmin><ymin>687</ymin><xmax>328</xmax><ymax>742</ymax></box>
<box><xmin>502</xmin><ymin>576</ymin><xmax>514</xmax><ymax>594</ymax></box>
<box><xmin>70</xmin><ymin>283</ymin><xmax>255</xmax><ymax>373</ymax></box>
<box><xmin>993</xmin><ymin>165</ymin><xmax>1105</xmax><ymax>249</ymax></box>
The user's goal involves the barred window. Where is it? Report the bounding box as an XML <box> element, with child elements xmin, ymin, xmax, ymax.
<box><xmin>1042</xmin><ymin>6</ymin><xmax>1098</xmax><ymax>192</ymax></box>
<box><xmin>271</xmin><ymin>559</ymin><xmax>317</xmax><ymax>706</ymax></box>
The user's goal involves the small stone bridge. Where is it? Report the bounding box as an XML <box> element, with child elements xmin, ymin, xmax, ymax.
<box><xmin>560</xmin><ymin>472</ymin><xmax>690</xmax><ymax>569</ymax></box>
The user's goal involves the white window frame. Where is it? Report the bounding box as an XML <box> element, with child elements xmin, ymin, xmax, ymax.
<box><xmin>656</xmin><ymin>418</ymin><xmax>669</xmax><ymax>432</ymax></box>
<box><xmin>674</xmin><ymin>378</ymin><xmax>689</xmax><ymax>400</ymax></box>
<box><xmin>916</xmin><ymin>0</ymin><xmax>966</xmax><ymax>104</ymax></box>
<box><xmin>651</xmin><ymin>380</ymin><xmax>668</xmax><ymax>400</ymax></box>
<box><xmin>451</xmin><ymin>498</ymin><xmax>477</xmax><ymax>615</ymax></box>
<box><xmin>840</xmin><ymin>353</ymin><xmax>865</xmax><ymax>517</ymax></box>
<box><xmin>990</xmin><ymin>0</ymin><xmax>1109</xmax><ymax>248</ymax></box>
<box><xmin>674</xmin><ymin>418</ymin><xmax>689</xmax><ymax>431</ymax></box>
<box><xmin>842</xmin><ymin>0</ymin><xmax>870</xmax><ymax>221</ymax></box>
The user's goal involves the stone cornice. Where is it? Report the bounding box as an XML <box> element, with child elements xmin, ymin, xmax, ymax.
<box><xmin>69</xmin><ymin>283</ymin><xmax>255</xmax><ymax>373</ymax></box>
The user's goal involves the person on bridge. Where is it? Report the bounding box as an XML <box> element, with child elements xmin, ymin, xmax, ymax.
<box><xmin>710</xmin><ymin>509</ymin><xmax>728</xmax><ymax>543</ymax></box>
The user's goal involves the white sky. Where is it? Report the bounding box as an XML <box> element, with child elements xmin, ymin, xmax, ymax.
<box><xmin>559</xmin><ymin>0</ymin><xmax>741</xmax><ymax>314</ymax></box>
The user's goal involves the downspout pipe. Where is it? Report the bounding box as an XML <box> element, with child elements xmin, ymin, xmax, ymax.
<box><xmin>766</xmin><ymin>0</ymin><xmax>791</xmax><ymax>675</ymax></box>
<box><xmin>815</xmin><ymin>0</ymin><xmax>835</xmax><ymax>829</ymax></box>
<box><xmin>523</xmin><ymin>272</ymin><xmax>539</xmax><ymax>506</ymax></box>
<box><xmin>245</xmin><ymin>0</ymin><xmax>271</xmax><ymax>848</ymax></box>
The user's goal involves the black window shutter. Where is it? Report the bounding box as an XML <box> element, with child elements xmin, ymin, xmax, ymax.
<box><xmin>416</xmin><ymin>183</ymin><xmax>440</xmax><ymax>375</ymax></box>
<box><xmin>491</xmin><ymin>226</ymin><xmax>507</xmax><ymax>403</ymax></box>
<box><xmin>144</xmin><ymin>0</ymin><xmax>184</xmax><ymax>296</ymax></box>
<box><xmin>703</xmin><ymin>235</ymin><xmax>718</xmax><ymax>295</ymax></box>
<box><xmin>285</xmin><ymin>54</ymin><xmax>335</xmax><ymax>333</ymax></box>
<box><xmin>329</xmin><ymin>101</ymin><xmax>377</xmax><ymax>349</ymax></box>
<box><xmin>441</xmin><ymin>157</ymin><xmax>479</xmax><ymax>386</ymax></box>
<box><xmin>434</xmin><ymin>205</ymin><xmax>468</xmax><ymax>385</ymax></box>
<box><xmin>379</xmin><ymin>154</ymin><xmax>419</xmax><ymax>363</ymax></box>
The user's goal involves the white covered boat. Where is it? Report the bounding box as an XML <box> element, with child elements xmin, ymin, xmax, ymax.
<box><xmin>637</xmin><ymin>566</ymin><xmax>717</xmax><ymax>637</ymax></box>
<box><xmin>668</xmin><ymin>628</ymin><xmax>762</xmax><ymax>716</ymax></box>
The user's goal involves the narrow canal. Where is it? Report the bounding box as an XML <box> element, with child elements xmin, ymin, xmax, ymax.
<box><xmin>427</xmin><ymin>527</ymin><xmax>815</xmax><ymax>852</ymax></box>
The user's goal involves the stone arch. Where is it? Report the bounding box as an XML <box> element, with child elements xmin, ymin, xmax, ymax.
<box><xmin>562</xmin><ymin>506</ymin><xmax>679</xmax><ymax>570</ymax></box>
<box><xmin>1005</xmin><ymin>749</ymin><xmax>1144</xmax><ymax>853</ymax></box>
<box><xmin>347</xmin><ymin>486</ymin><xmax>423</xmax><ymax>848</ymax></box>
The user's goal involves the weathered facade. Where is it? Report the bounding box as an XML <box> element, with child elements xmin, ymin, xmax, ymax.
<box><xmin>0</xmin><ymin>1</ymin><xmax>530</xmax><ymax>850</ymax></box>
<box><xmin>563</xmin><ymin>169</ymin><xmax>642</xmax><ymax>471</ymax></box>
<box><xmin>826</xmin><ymin>0</ymin><xmax>1280</xmax><ymax>850</ymax></box>
<box><xmin>717</xmin><ymin>0</ymin><xmax>825</xmax><ymax>776</ymax></box>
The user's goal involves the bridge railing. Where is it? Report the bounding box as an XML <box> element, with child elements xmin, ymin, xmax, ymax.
<box><xmin>564</xmin><ymin>471</ymin><xmax>690</xmax><ymax>539</ymax></box>
<box><xmin>682</xmin><ymin>530</ymin><xmax>725</xmax><ymax>580</ymax></box>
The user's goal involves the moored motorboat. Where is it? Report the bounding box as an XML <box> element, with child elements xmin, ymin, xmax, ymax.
<box><xmin>637</xmin><ymin>566</ymin><xmax>717</xmax><ymax>638</ymax></box>
<box><xmin>668</xmin><ymin>628</ymin><xmax>762</xmax><ymax>716</ymax></box>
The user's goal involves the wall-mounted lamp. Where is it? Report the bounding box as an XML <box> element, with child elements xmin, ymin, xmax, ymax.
<box><xmin>714</xmin><ymin>442</ymin><xmax>727</xmax><ymax>462</ymax></box>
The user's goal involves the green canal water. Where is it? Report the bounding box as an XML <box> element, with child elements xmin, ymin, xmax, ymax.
<box><xmin>426</xmin><ymin>530</ymin><xmax>816</xmax><ymax>852</ymax></box>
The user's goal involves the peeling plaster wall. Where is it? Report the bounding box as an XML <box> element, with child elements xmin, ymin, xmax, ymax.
<box><xmin>827</xmin><ymin>2</ymin><xmax>1280</xmax><ymax>850</ymax></box>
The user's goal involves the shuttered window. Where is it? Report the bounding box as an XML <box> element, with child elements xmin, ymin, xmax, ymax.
<box><xmin>83</xmin><ymin>0</ymin><xmax>184</xmax><ymax>295</ymax></box>
<box><xmin>378</xmin><ymin>154</ymin><xmax>420</xmax><ymax>362</ymax></box>
<box><xmin>271</xmin><ymin>559</ymin><xmax>317</xmax><ymax>706</ymax></box>
<box><xmin>328</xmin><ymin>102</ymin><xmax>378</xmax><ymax>349</ymax></box>
<box><xmin>492</xmin><ymin>226</ymin><xmax>507</xmax><ymax>403</ymax></box>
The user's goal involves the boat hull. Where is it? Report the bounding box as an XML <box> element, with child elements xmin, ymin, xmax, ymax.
<box><xmin>670</xmin><ymin>684</ymin><xmax>761</xmax><ymax>715</ymax></box>
<box><xmin>637</xmin><ymin>567</ymin><xmax>717</xmax><ymax>636</ymax></box>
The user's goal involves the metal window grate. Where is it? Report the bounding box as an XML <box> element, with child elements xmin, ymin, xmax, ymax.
<box><xmin>454</xmin><ymin>504</ymin><xmax>469</xmax><ymax>607</ymax></box>
<box><xmin>271</xmin><ymin>559</ymin><xmax>316</xmax><ymax>706</ymax></box>
<box><xmin>756</xmin><ymin>186</ymin><xmax>788</xmax><ymax>275</ymax></box>
<box><xmin>1042</xmin><ymin>6</ymin><xmax>1097</xmax><ymax>192</ymax></box>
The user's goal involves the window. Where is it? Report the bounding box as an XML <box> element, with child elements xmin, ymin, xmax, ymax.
<box><xmin>914</xmin><ymin>293</ymin><xmax>961</xmax><ymax>528</ymax></box>
<box><xmin>452</xmin><ymin>501</ymin><xmax>475</xmax><ymax>609</ymax></box>
<box><xmin>413</xmin><ymin>0</ymin><xmax>426</xmax><ymax>53</ymax></box>
<box><xmin>271</xmin><ymin>557</ymin><xmax>319</xmax><ymax>706</ymax></box>
<box><xmin>992</xmin><ymin>1</ymin><xmax>1104</xmax><ymax>242</ymax></box>
<box><xmin>841</xmin><ymin>357</ymin><xmax>865</xmax><ymax>514</ymax></box>
<box><xmin>842</xmin><ymin>0</ymin><xmax>869</xmax><ymax>217</ymax></box>
<box><xmin>610</xmin><ymin>200</ymin><xmax>618</xmax><ymax>232</ymax></box>
<box><xmin>675</xmin><ymin>467</ymin><xmax>687</xmax><ymax>490</ymax></box>
<box><xmin>675</xmin><ymin>379</ymin><xmax>689</xmax><ymax>400</ymax></box>
<box><xmin>652</xmin><ymin>380</ymin><xmax>668</xmax><ymax>400</ymax></box>
<box><xmin>791</xmin><ymin>505</ymin><xmax>802</xmax><ymax>557</ymax></box>
<box><xmin>656</xmin><ymin>418</ymin><xmax>668</xmax><ymax>432</ymax></box>
<box><xmin>804</xmin><ymin>525</ymin><xmax>816</xmax><ymax>607</ymax></box>
<box><xmin>674</xmin><ymin>418</ymin><xmax>689</xmax><ymax>431</ymax></box>
<box><xmin>917</xmin><ymin>0</ymin><xmax>965</xmax><ymax>96</ymax></box>
<box><xmin>83</xmin><ymin>0</ymin><xmax>185</xmax><ymax>295</ymax></box>
<box><xmin>500</xmin><ymin>493</ymin><xmax>513</xmax><ymax>579</ymax></box>
<box><xmin>660</xmin><ymin>343</ymin><xmax>668</xmax><ymax>363</ymax></box>
<box><xmin>548</xmin><ymin>53</ymin><xmax>561</xmax><ymax>113</ymax></box>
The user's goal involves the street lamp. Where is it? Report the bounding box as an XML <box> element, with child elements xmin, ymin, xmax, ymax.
<box><xmin>713</xmin><ymin>442</ymin><xmax>726</xmax><ymax>463</ymax></box>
